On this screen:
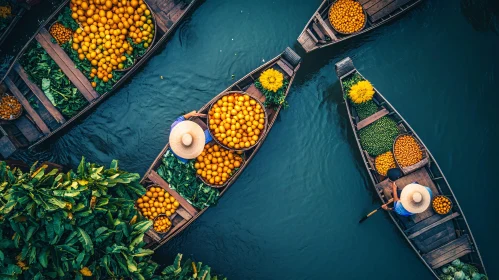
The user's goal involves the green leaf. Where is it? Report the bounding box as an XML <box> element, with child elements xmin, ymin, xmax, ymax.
<box><xmin>131</xmin><ymin>220</ymin><xmax>152</xmax><ymax>236</ymax></box>
<box><xmin>77</xmin><ymin>227</ymin><xmax>94</xmax><ymax>254</ymax></box>
<box><xmin>39</xmin><ymin>247</ymin><xmax>50</xmax><ymax>268</ymax></box>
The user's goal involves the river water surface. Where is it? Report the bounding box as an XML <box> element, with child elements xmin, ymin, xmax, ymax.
<box><xmin>11</xmin><ymin>0</ymin><xmax>499</xmax><ymax>279</ymax></box>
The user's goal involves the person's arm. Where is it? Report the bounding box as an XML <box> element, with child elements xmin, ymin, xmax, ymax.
<box><xmin>392</xmin><ymin>181</ymin><xmax>399</xmax><ymax>202</ymax></box>
<box><xmin>183</xmin><ymin>110</ymin><xmax>206</xmax><ymax>119</ymax></box>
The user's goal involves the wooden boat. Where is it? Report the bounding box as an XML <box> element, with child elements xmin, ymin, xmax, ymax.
<box><xmin>140</xmin><ymin>47</ymin><xmax>302</xmax><ymax>249</ymax></box>
<box><xmin>297</xmin><ymin>0</ymin><xmax>422</xmax><ymax>53</ymax></box>
<box><xmin>335</xmin><ymin>57</ymin><xmax>487</xmax><ymax>278</ymax></box>
<box><xmin>0</xmin><ymin>0</ymin><xmax>199</xmax><ymax>159</ymax></box>
<box><xmin>0</xmin><ymin>0</ymin><xmax>25</xmax><ymax>47</ymax></box>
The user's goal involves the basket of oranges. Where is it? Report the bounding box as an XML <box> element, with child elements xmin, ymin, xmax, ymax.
<box><xmin>432</xmin><ymin>195</ymin><xmax>452</xmax><ymax>215</ymax></box>
<box><xmin>328</xmin><ymin>0</ymin><xmax>367</xmax><ymax>35</ymax></box>
<box><xmin>152</xmin><ymin>214</ymin><xmax>172</xmax><ymax>234</ymax></box>
<box><xmin>135</xmin><ymin>185</ymin><xmax>179</xmax><ymax>221</ymax></box>
<box><xmin>194</xmin><ymin>142</ymin><xmax>244</xmax><ymax>188</ymax></box>
<box><xmin>208</xmin><ymin>91</ymin><xmax>268</xmax><ymax>151</ymax></box>
<box><xmin>0</xmin><ymin>95</ymin><xmax>23</xmax><ymax>121</ymax></box>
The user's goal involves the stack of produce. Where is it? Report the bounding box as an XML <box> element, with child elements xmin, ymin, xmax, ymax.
<box><xmin>359</xmin><ymin>116</ymin><xmax>399</xmax><ymax>156</ymax></box>
<box><xmin>432</xmin><ymin>196</ymin><xmax>452</xmax><ymax>215</ymax></box>
<box><xmin>195</xmin><ymin>143</ymin><xmax>244</xmax><ymax>186</ymax></box>
<box><xmin>439</xmin><ymin>259</ymin><xmax>487</xmax><ymax>280</ymax></box>
<box><xmin>0</xmin><ymin>1</ymin><xmax>12</xmax><ymax>32</ymax></box>
<box><xmin>136</xmin><ymin>185</ymin><xmax>179</xmax><ymax>220</ymax></box>
<box><xmin>50</xmin><ymin>22</ymin><xmax>73</xmax><ymax>45</ymax></box>
<box><xmin>153</xmin><ymin>215</ymin><xmax>172</xmax><ymax>233</ymax></box>
<box><xmin>0</xmin><ymin>95</ymin><xmax>22</xmax><ymax>120</ymax></box>
<box><xmin>375</xmin><ymin>151</ymin><xmax>396</xmax><ymax>176</ymax></box>
<box><xmin>163</xmin><ymin>254</ymin><xmax>227</xmax><ymax>280</ymax></box>
<box><xmin>209</xmin><ymin>92</ymin><xmax>265</xmax><ymax>150</ymax></box>
<box><xmin>329</xmin><ymin>0</ymin><xmax>366</xmax><ymax>34</ymax></box>
<box><xmin>394</xmin><ymin>135</ymin><xmax>423</xmax><ymax>167</ymax></box>
<box><xmin>157</xmin><ymin>151</ymin><xmax>219</xmax><ymax>209</ymax></box>
<box><xmin>255</xmin><ymin>68</ymin><xmax>289</xmax><ymax>108</ymax></box>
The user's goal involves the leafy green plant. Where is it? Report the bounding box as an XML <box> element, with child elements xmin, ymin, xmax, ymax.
<box><xmin>21</xmin><ymin>43</ymin><xmax>87</xmax><ymax>118</ymax></box>
<box><xmin>341</xmin><ymin>73</ymin><xmax>363</xmax><ymax>98</ymax></box>
<box><xmin>56</xmin><ymin>6</ymin><xmax>79</xmax><ymax>31</ymax></box>
<box><xmin>158</xmin><ymin>253</ymin><xmax>226</xmax><ymax>280</ymax></box>
<box><xmin>439</xmin><ymin>259</ymin><xmax>487</xmax><ymax>280</ymax></box>
<box><xmin>157</xmin><ymin>151</ymin><xmax>219</xmax><ymax>209</ymax></box>
<box><xmin>254</xmin><ymin>79</ymin><xmax>289</xmax><ymax>109</ymax></box>
<box><xmin>354</xmin><ymin>100</ymin><xmax>378</xmax><ymax>120</ymax></box>
<box><xmin>359</xmin><ymin>116</ymin><xmax>399</xmax><ymax>156</ymax></box>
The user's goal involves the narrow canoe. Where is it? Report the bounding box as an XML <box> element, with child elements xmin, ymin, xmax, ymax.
<box><xmin>140</xmin><ymin>47</ymin><xmax>302</xmax><ymax>249</ymax></box>
<box><xmin>0</xmin><ymin>0</ymin><xmax>199</xmax><ymax>159</ymax></box>
<box><xmin>297</xmin><ymin>0</ymin><xmax>422</xmax><ymax>53</ymax></box>
<box><xmin>335</xmin><ymin>57</ymin><xmax>487</xmax><ymax>278</ymax></box>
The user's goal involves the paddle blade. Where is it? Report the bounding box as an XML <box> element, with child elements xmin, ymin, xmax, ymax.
<box><xmin>358</xmin><ymin>209</ymin><xmax>378</xmax><ymax>223</ymax></box>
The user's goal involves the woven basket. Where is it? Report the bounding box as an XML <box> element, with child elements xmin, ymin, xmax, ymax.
<box><xmin>207</xmin><ymin>91</ymin><xmax>268</xmax><ymax>152</ymax></box>
<box><xmin>152</xmin><ymin>214</ymin><xmax>172</xmax><ymax>235</ymax></box>
<box><xmin>196</xmin><ymin>146</ymin><xmax>246</xmax><ymax>189</ymax></box>
<box><xmin>431</xmin><ymin>195</ymin><xmax>453</xmax><ymax>215</ymax></box>
<box><xmin>328</xmin><ymin>0</ymin><xmax>368</xmax><ymax>35</ymax></box>
<box><xmin>393</xmin><ymin>134</ymin><xmax>429</xmax><ymax>175</ymax></box>
<box><xmin>0</xmin><ymin>95</ymin><xmax>23</xmax><ymax>121</ymax></box>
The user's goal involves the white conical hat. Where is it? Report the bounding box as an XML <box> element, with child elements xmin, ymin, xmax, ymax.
<box><xmin>399</xmin><ymin>183</ymin><xmax>431</xmax><ymax>214</ymax></box>
<box><xmin>169</xmin><ymin>121</ymin><xmax>205</xmax><ymax>159</ymax></box>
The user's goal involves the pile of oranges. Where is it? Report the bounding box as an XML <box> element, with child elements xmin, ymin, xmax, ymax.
<box><xmin>432</xmin><ymin>196</ymin><xmax>452</xmax><ymax>215</ymax></box>
<box><xmin>0</xmin><ymin>96</ymin><xmax>22</xmax><ymax>120</ymax></box>
<box><xmin>394</xmin><ymin>135</ymin><xmax>423</xmax><ymax>167</ymax></box>
<box><xmin>136</xmin><ymin>186</ymin><xmax>179</xmax><ymax>220</ymax></box>
<box><xmin>69</xmin><ymin>0</ymin><xmax>155</xmax><ymax>83</ymax></box>
<box><xmin>153</xmin><ymin>215</ymin><xmax>172</xmax><ymax>233</ymax></box>
<box><xmin>195</xmin><ymin>143</ymin><xmax>243</xmax><ymax>186</ymax></box>
<box><xmin>50</xmin><ymin>23</ymin><xmax>74</xmax><ymax>45</ymax></box>
<box><xmin>208</xmin><ymin>93</ymin><xmax>266</xmax><ymax>150</ymax></box>
<box><xmin>329</xmin><ymin>0</ymin><xmax>365</xmax><ymax>34</ymax></box>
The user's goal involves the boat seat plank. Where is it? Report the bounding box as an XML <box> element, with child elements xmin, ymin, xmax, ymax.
<box><xmin>0</xmin><ymin>136</ymin><xmax>17</xmax><ymax>158</ymax></box>
<box><xmin>369</xmin><ymin>0</ymin><xmax>413</xmax><ymax>22</ymax></box>
<box><xmin>147</xmin><ymin>170</ymin><xmax>199</xmax><ymax>217</ymax></box>
<box><xmin>4</xmin><ymin>77</ymin><xmax>51</xmax><ymax>135</ymax></box>
<box><xmin>362</xmin><ymin>0</ymin><xmax>386</xmax><ymax>10</ymax></box>
<box><xmin>311</xmin><ymin>22</ymin><xmax>326</xmax><ymax>41</ymax></box>
<box><xmin>175</xmin><ymin>207</ymin><xmax>192</xmax><ymax>220</ymax></box>
<box><xmin>297</xmin><ymin>31</ymin><xmax>318</xmax><ymax>52</ymax></box>
<box><xmin>145</xmin><ymin>229</ymin><xmax>161</xmax><ymax>242</ymax></box>
<box><xmin>358</xmin><ymin>0</ymin><xmax>375</xmax><ymax>5</ymax></box>
<box><xmin>314</xmin><ymin>12</ymin><xmax>337</xmax><ymax>40</ymax></box>
<box><xmin>35</xmin><ymin>28</ymin><xmax>98</xmax><ymax>102</ymax></box>
<box><xmin>245</xmin><ymin>84</ymin><xmax>266</xmax><ymax>104</ymax></box>
<box><xmin>423</xmin><ymin>235</ymin><xmax>473</xmax><ymax>269</ymax></box>
<box><xmin>416</xmin><ymin>226</ymin><xmax>456</xmax><ymax>254</ymax></box>
<box><xmin>277</xmin><ymin>59</ymin><xmax>294</xmax><ymax>77</ymax></box>
<box><xmin>14</xmin><ymin>116</ymin><xmax>43</xmax><ymax>143</ymax></box>
<box><xmin>13</xmin><ymin>63</ymin><xmax>66</xmax><ymax>124</ymax></box>
<box><xmin>356</xmin><ymin>108</ymin><xmax>389</xmax><ymax>130</ymax></box>
<box><xmin>407</xmin><ymin>212</ymin><xmax>460</xmax><ymax>239</ymax></box>
<box><xmin>306</xmin><ymin>29</ymin><xmax>319</xmax><ymax>44</ymax></box>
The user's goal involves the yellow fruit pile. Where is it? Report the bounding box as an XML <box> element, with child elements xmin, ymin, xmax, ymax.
<box><xmin>136</xmin><ymin>186</ymin><xmax>179</xmax><ymax>220</ymax></box>
<box><xmin>375</xmin><ymin>151</ymin><xmax>396</xmax><ymax>176</ymax></box>
<box><xmin>153</xmin><ymin>215</ymin><xmax>172</xmax><ymax>233</ymax></box>
<box><xmin>209</xmin><ymin>93</ymin><xmax>265</xmax><ymax>150</ymax></box>
<box><xmin>0</xmin><ymin>96</ymin><xmax>22</xmax><ymax>120</ymax></box>
<box><xmin>50</xmin><ymin>23</ymin><xmax>73</xmax><ymax>45</ymax></box>
<box><xmin>195</xmin><ymin>143</ymin><xmax>243</xmax><ymax>186</ymax></box>
<box><xmin>69</xmin><ymin>0</ymin><xmax>155</xmax><ymax>83</ymax></box>
<box><xmin>432</xmin><ymin>196</ymin><xmax>451</xmax><ymax>215</ymax></box>
<box><xmin>394</xmin><ymin>135</ymin><xmax>423</xmax><ymax>167</ymax></box>
<box><xmin>329</xmin><ymin>0</ymin><xmax>366</xmax><ymax>34</ymax></box>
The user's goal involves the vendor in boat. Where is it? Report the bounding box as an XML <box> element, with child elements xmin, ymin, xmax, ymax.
<box><xmin>169</xmin><ymin>110</ymin><xmax>212</xmax><ymax>163</ymax></box>
<box><xmin>381</xmin><ymin>168</ymin><xmax>433</xmax><ymax>216</ymax></box>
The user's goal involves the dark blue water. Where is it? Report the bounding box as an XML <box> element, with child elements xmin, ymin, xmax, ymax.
<box><xmin>12</xmin><ymin>0</ymin><xmax>499</xmax><ymax>279</ymax></box>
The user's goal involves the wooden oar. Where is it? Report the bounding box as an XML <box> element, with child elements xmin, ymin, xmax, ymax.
<box><xmin>359</xmin><ymin>198</ymin><xmax>394</xmax><ymax>223</ymax></box>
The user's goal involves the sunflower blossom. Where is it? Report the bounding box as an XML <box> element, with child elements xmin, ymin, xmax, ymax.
<box><xmin>259</xmin><ymin>69</ymin><xmax>284</xmax><ymax>92</ymax></box>
<box><xmin>348</xmin><ymin>80</ymin><xmax>375</xmax><ymax>104</ymax></box>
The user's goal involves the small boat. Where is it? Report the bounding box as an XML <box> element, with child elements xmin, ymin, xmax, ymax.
<box><xmin>0</xmin><ymin>0</ymin><xmax>26</xmax><ymax>47</ymax></box>
<box><xmin>140</xmin><ymin>47</ymin><xmax>302</xmax><ymax>249</ymax></box>
<box><xmin>297</xmin><ymin>0</ymin><xmax>422</xmax><ymax>53</ymax></box>
<box><xmin>335</xmin><ymin>57</ymin><xmax>487</xmax><ymax>278</ymax></box>
<box><xmin>0</xmin><ymin>0</ymin><xmax>199</xmax><ymax>159</ymax></box>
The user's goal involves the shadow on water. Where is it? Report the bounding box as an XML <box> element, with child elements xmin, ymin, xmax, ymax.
<box><xmin>461</xmin><ymin>0</ymin><xmax>499</xmax><ymax>34</ymax></box>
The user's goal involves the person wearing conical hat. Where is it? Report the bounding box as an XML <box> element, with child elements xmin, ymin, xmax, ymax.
<box><xmin>381</xmin><ymin>168</ymin><xmax>433</xmax><ymax>216</ymax></box>
<box><xmin>169</xmin><ymin>110</ymin><xmax>212</xmax><ymax>163</ymax></box>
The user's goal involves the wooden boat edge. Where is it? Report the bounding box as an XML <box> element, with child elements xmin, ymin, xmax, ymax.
<box><xmin>334</xmin><ymin>57</ymin><xmax>487</xmax><ymax>277</ymax></box>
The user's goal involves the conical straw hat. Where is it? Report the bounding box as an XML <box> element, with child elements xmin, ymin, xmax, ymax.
<box><xmin>169</xmin><ymin>121</ymin><xmax>205</xmax><ymax>159</ymax></box>
<box><xmin>399</xmin><ymin>183</ymin><xmax>431</xmax><ymax>214</ymax></box>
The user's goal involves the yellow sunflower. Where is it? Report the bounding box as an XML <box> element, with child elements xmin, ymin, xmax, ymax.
<box><xmin>259</xmin><ymin>69</ymin><xmax>284</xmax><ymax>92</ymax></box>
<box><xmin>348</xmin><ymin>80</ymin><xmax>375</xmax><ymax>104</ymax></box>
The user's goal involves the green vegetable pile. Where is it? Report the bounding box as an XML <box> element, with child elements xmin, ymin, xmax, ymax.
<box><xmin>21</xmin><ymin>43</ymin><xmax>87</xmax><ymax>118</ymax></box>
<box><xmin>157</xmin><ymin>151</ymin><xmax>219</xmax><ymax>209</ymax></box>
<box><xmin>255</xmin><ymin>79</ymin><xmax>289</xmax><ymax>109</ymax></box>
<box><xmin>354</xmin><ymin>100</ymin><xmax>378</xmax><ymax>120</ymax></box>
<box><xmin>359</xmin><ymin>116</ymin><xmax>399</xmax><ymax>156</ymax></box>
<box><xmin>342</xmin><ymin>72</ymin><xmax>363</xmax><ymax>98</ymax></box>
<box><xmin>439</xmin><ymin>259</ymin><xmax>487</xmax><ymax>280</ymax></box>
<box><xmin>161</xmin><ymin>253</ymin><xmax>226</xmax><ymax>280</ymax></box>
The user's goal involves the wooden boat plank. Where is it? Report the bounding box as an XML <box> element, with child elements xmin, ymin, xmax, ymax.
<box><xmin>417</xmin><ymin>226</ymin><xmax>456</xmax><ymax>254</ymax></box>
<box><xmin>408</xmin><ymin>212</ymin><xmax>460</xmax><ymax>239</ymax></box>
<box><xmin>175</xmin><ymin>208</ymin><xmax>192</xmax><ymax>220</ymax></box>
<box><xmin>14</xmin><ymin>116</ymin><xmax>43</xmax><ymax>142</ymax></box>
<box><xmin>147</xmin><ymin>0</ymin><xmax>169</xmax><ymax>33</ymax></box>
<box><xmin>311</xmin><ymin>22</ymin><xmax>326</xmax><ymax>41</ymax></box>
<box><xmin>306</xmin><ymin>29</ymin><xmax>319</xmax><ymax>44</ymax></box>
<box><xmin>362</xmin><ymin>0</ymin><xmax>387</xmax><ymax>10</ymax></box>
<box><xmin>147</xmin><ymin>170</ymin><xmax>199</xmax><ymax>217</ymax></box>
<box><xmin>163</xmin><ymin>3</ymin><xmax>185</xmax><ymax>27</ymax></box>
<box><xmin>245</xmin><ymin>84</ymin><xmax>266</xmax><ymax>104</ymax></box>
<box><xmin>297</xmin><ymin>31</ymin><xmax>317</xmax><ymax>52</ymax></box>
<box><xmin>356</xmin><ymin>108</ymin><xmax>389</xmax><ymax>130</ymax></box>
<box><xmin>423</xmin><ymin>235</ymin><xmax>473</xmax><ymax>269</ymax></box>
<box><xmin>370</xmin><ymin>0</ymin><xmax>413</xmax><ymax>22</ymax></box>
<box><xmin>314</xmin><ymin>12</ymin><xmax>337</xmax><ymax>40</ymax></box>
<box><xmin>423</xmin><ymin>235</ymin><xmax>471</xmax><ymax>261</ymax></box>
<box><xmin>35</xmin><ymin>28</ymin><xmax>99</xmax><ymax>102</ymax></box>
<box><xmin>13</xmin><ymin>63</ymin><xmax>66</xmax><ymax>124</ymax></box>
<box><xmin>4</xmin><ymin>77</ymin><xmax>51</xmax><ymax>135</ymax></box>
<box><xmin>145</xmin><ymin>229</ymin><xmax>161</xmax><ymax>242</ymax></box>
<box><xmin>358</xmin><ymin>0</ymin><xmax>374</xmax><ymax>5</ymax></box>
<box><xmin>276</xmin><ymin>60</ymin><xmax>294</xmax><ymax>77</ymax></box>
<box><xmin>0</xmin><ymin>136</ymin><xmax>17</xmax><ymax>158</ymax></box>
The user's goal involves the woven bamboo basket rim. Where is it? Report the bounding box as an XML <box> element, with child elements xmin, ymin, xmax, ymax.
<box><xmin>431</xmin><ymin>195</ymin><xmax>453</xmax><ymax>215</ymax></box>
<box><xmin>195</xmin><ymin>143</ymin><xmax>246</xmax><ymax>189</ymax></box>
<box><xmin>0</xmin><ymin>95</ymin><xmax>23</xmax><ymax>121</ymax></box>
<box><xmin>207</xmin><ymin>91</ymin><xmax>268</xmax><ymax>152</ymax></box>
<box><xmin>328</xmin><ymin>0</ymin><xmax>368</xmax><ymax>35</ymax></box>
<box><xmin>392</xmin><ymin>133</ymin><xmax>426</xmax><ymax>170</ymax></box>
<box><xmin>152</xmin><ymin>214</ymin><xmax>172</xmax><ymax>235</ymax></box>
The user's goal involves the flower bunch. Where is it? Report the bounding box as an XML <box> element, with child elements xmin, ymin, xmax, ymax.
<box><xmin>259</xmin><ymin>68</ymin><xmax>284</xmax><ymax>92</ymax></box>
<box><xmin>349</xmin><ymin>80</ymin><xmax>375</xmax><ymax>104</ymax></box>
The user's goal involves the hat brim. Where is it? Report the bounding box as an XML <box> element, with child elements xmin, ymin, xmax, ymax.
<box><xmin>399</xmin><ymin>183</ymin><xmax>431</xmax><ymax>214</ymax></box>
<box><xmin>169</xmin><ymin>121</ymin><xmax>206</xmax><ymax>159</ymax></box>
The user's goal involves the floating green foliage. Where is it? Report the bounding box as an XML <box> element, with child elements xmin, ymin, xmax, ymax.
<box><xmin>354</xmin><ymin>100</ymin><xmax>378</xmax><ymax>120</ymax></box>
<box><xmin>159</xmin><ymin>253</ymin><xmax>226</xmax><ymax>280</ymax></box>
<box><xmin>254</xmin><ymin>79</ymin><xmax>289</xmax><ymax>109</ymax></box>
<box><xmin>359</xmin><ymin>116</ymin><xmax>399</xmax><ymax>156</ymax></box>
<box><xmin>157</xmin><ymin>151</ymin><xmax>219</xmax><ymax>209</ymax></box>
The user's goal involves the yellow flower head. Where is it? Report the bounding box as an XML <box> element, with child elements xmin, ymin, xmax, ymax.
<box><xmin>259</xmin><ymin>69</ymin><xmax>284</xmax><ymax>92</ymax></box>
<box><xmin>80</xmin><ymin>267</ymin><xmax>93</xmax><ymax>277</ymax></box>
<box><xmin>349</xmin><ymin>80</ymin><xmax>375</xmax><ymax>104</ymax></box>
